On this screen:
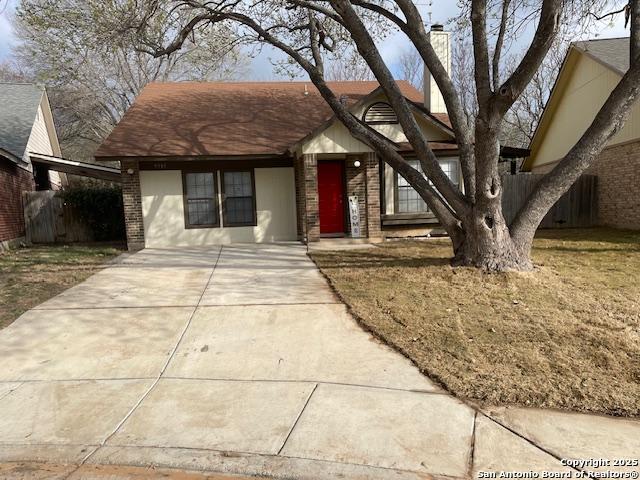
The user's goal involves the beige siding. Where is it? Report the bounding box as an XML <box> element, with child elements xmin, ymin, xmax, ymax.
<box><xmin>24</xmin><ymin>105</ymin><xmax>54</xmax><ymax>162</ymax></box>
<box><xmin>530</xmin><ymin>52</ymin><xmax>640</xmax><ymax>170</ymax></box>
<box><xmin>140</xmin><ymin>168</ymin><xmax>297</xmax><ymax>247</ymax></box>
<box><xmin>301</xmin><ymin>93</ymin><xmax>452</xmax><ymax>154</ymax></box>
<box><xmin>25</xmin><ymin>96</ymin><xmax>65</xmax><ymax>187</ymax></box>
<box><xmin>424</xmin><ymin>30</ymin><xmax>451</xmax><ymax>114</ymax></box>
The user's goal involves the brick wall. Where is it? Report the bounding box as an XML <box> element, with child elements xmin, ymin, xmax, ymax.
<box><xmin>296</xmin><ymin>153</ymin><xmax>383</xmax><ymax>241</ymax></box>
<box><xmin>302</xmin><ymin>154</ymin><xmax>320</xmax><ymax>242</ymax></box>
<box><xmin>121</xmin><ymin>159</ymin><xmax>145</xmax><ymax>250</ymax></box>
<box><xmin>294</xmin><ymin>156</ymin><xmax>306</xmax><ymax>239</ymax></box>
<box><xmin>0</xmin><ymin>159</ymin><xmax>34</xmax><ymax>243</ymax></box>
<box><xmin>586</xmin><ymin>140</ymin><xmax>640</xmax><ymax>229</ymax></box>
<box><xmin>365</xmin><ymin>152</ymin><xmax>382</xmax><ymax>239</ymax></box>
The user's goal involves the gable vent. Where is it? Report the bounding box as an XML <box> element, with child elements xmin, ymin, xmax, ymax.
<box><xmin>363</xmin><ymin>102</ymin><xmax>398</xmax><ymax>124</ymax></box>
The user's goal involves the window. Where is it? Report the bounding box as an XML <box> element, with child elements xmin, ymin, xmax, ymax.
<box><xmin>363</xmin><ymin>102</ymin><xmax>398</xmax><ymax>124</ymax></box>
<box><xmin>222</xmin><ymin>170</ymin><xmax>256</xmax><ymax>226</ymax></box>
<box><xmin>396</xmin><ymin>159</ymin><xmax>460</xmax><ymax>213</ymax></box>
<box><xmin>183</xmin><ymin>172</ymin><xmax>219</xmax><ymax>228</ymax></box>
<box><xmin>182</xmin><ymin>169</ymin><xmax>257</xmax><ymax>229</ymax></box>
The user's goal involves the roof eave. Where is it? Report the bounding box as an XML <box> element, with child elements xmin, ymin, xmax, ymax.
<box><xmin>287</xmin><ymin>86</ymin><xmax>455</xmax><ymax>156</ymax></box>
<box><xmin>572</xmin><ymin>43</ymin><xmax>627</xmax><ymax>77</ymax></box>
<box><xmin>94</xmin><ymin>152</ymin><xmax>292</xmax><ymax>162</ymax></box>
<box><xmin>0</xmin><ymin>147</ymin><xmax>21</xmax><ymax>164</ymax></box>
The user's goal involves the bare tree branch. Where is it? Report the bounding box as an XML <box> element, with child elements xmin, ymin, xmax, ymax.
<box><xmin>471</xmin><ymin>0</ymin><xmax>492</xmax><ymax>110</ymax></box>
<box><xmin>392</xmin><ymin>0</ymin><xmax>477</xmax><ymax>200</ymax></box>
<box><xmin>492</xmin><ymin>0</ymin><xmax>511</xmax><ymax>92</ymax></box>
<box><xmin>493</xmin><ymin>0</ymin><xmax>562</xmax><ymax>116</ymax></box>
<box><xmin>329</xmin><ymin>0</ymin><xmax>469</xmax><ymax>214</ymax></box>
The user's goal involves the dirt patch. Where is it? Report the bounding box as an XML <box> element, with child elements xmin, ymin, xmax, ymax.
<box><xmin>0</xmin><ymin>245</ymin><xmax>122</xmax><ymax>330</ymax></box>
<box><xmin>311</xmin><ymin>228</ymin><xmax>640</xmax><ymax>417</ymax></box>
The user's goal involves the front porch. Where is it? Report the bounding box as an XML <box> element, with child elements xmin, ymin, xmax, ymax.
<box><xmin>295</xmin><ymin>152</ymin><xmax>382</xmax><ymax>243</ymax></box>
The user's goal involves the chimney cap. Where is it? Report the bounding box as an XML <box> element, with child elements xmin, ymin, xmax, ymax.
<box><xmin>431</xmin><ymin>24</ymin><xmax>444</xmax><ymax>32</ymax></box>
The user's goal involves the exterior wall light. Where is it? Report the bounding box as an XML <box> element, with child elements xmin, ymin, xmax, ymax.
<box><xmin>353</xmin><ymin>160</ymin><xmax>361</xmax><ymax>168</ymax></box>
<box><xmin>127</xmin><ymin>168</ymin><xmax>135</xmax><ymax>175</ymax></box>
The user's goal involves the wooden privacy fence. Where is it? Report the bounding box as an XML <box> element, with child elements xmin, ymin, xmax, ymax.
<box><xmin>501</xmin><ymin>174</ymin><xmax>597</xmax><ymax>228</ymax></box>
<box><xmin>23</xmin><ymin>190</ymin><xmax>93</xmax><ymax>244</ymax></box>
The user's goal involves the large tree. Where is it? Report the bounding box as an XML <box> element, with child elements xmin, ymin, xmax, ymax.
<box><xmin>108</xmin><ymin>0</ymin><xmax>638</xmax><ymax>271</ymax></box>
<box><xmin>13</xmin><ymin>0</ymin><xmax>247</xmax><ymax>161</ymax></box>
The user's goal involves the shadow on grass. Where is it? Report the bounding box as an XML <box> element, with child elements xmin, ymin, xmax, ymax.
<box><xmin>312</xmin><ymin>249</ymin><xmax>451</xmax><ymax>269</ymax></box>
<box><xmin>534</xmin><ymin>227</ymin><xmax>640</xmax><ymax>244</ymax></box>
<box><xmin>535</xmin><ymin>245</ymin><xmax>640</xmax><ymax>254</ymax></box>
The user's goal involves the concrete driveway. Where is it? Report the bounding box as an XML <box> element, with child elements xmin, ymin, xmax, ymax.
<box><xmin>1</xmin><ymin>244</ymin><xmax>637</xmax><ymax>480</ymax></box>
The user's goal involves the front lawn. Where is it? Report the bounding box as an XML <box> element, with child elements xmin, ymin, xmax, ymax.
<box><xmin>0</xmin><ymin>245</ymin><xmax>122</xmax><ymax>329</ymax></box>
<box><xmin>311</xmin><ymin>228</ymin><xmax>640</xmax><ymax>417</ymax></box>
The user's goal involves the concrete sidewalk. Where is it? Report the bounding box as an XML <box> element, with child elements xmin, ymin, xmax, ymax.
<box><xmin>0</xmin><ymin>244</ymin><xmax>638</xmax><ymax>479</ymax></box>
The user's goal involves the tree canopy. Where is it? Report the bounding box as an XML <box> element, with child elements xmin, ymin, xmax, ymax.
<box><xmin>13</xmin><ymin>0</ymin><xmax>247</xmax><ymax>160</ymax></box>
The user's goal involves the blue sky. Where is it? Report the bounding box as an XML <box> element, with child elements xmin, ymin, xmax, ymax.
<box><xmin>245</xmin><ymin>2</ymin><xmax>461</xmax><ymax>79</ymax></box>
<box><xmin>0</xmin><ymin>1</ymin><xmax>631</xmax><ymax>78</ymax></box>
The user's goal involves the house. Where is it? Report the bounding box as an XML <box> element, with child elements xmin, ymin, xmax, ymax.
<box><xmin>522</xmin><ymin>37</ymin><xmax>640</xmax><ymax>230</ymax></box>
<box><xmin>0</xmin><ymin>83</ymin><xmax>66</xmax><ymax>249</ymax></box>
<box><xmin>95</xmin><ymin>27</ymin><xmax>521</xmax><ymax>250</ymax></box>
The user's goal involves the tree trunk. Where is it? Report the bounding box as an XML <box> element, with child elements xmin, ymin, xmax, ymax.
<box><xmin>453</xmin><ymin>207</ymin><xmax>533</xmax><ymax>271</ymax></box>
<box><xmin>451</xmin><ymin>118</ymin><xmax>534</xmax><ymax>272</ymax></box>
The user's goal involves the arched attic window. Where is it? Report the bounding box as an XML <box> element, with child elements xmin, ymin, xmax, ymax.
<box><xmin>363</xmin><ymin>102</ymin><xmax>398</xmax><ymax>125</ymax></box>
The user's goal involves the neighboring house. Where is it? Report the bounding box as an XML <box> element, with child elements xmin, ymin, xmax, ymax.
<box><xmin>96</xmin><ymin>27</ymin><xmax>521</xmax><ymax>250</ymax></box>
<box><xmin>522</xmin><ymin>37</ymin><xmax>640</xmax><ymax>230</ymax></box>
<box><xmin>0</xmin><ymin>83</ymin><xmax>66</xmax><ymax>249</ymax></box>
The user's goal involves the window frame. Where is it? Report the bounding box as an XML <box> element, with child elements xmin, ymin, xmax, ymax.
<box><xmin>393</xmin><ymin>157</ymin><xmax>461</xmax><ymax>215</ymax></box>
<box><xmin>394</xmin><ymin>159</ymin><xmax>429</xmax><ymax>214</ymax></box>
<box><xmin>181</xmin><ymin>171</ymin><xmax>220</xmax><ymax>229</ymax></box>
<box><xmin>221</xmin><ymin>169</ymin><xmax>258</xmax><ymax>227</ymax></box>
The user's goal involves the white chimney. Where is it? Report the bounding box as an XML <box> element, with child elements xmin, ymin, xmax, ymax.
<box><xmin>423</xmin><ymin>24</ymin><xmax>451</xmax><ymax>114</ymax></box>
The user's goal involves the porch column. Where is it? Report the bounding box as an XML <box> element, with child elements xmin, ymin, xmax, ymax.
<box><xmin>121</xmin><ymin>159</ymin><xmax>145</xmax><ymax>251</ymax></box>
<box><xmin>365</xmin><ymin>152</ymin><xmax>382</xmax><ymax>240</ymax></box>
<box><xmin>303</xmin><ymin>153</ymin><xmax>320</xmax><ymax>242</ymax></box>
<box><xmin>294</xmin><ymin>156</ymin><xmax>306</xmax><ymax>240</ymax></box>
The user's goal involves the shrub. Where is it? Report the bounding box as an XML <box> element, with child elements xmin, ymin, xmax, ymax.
<box><xmin>60</xmin><ymin>185</ymin><xmax>126</xmax><ymax>241</ymax></box>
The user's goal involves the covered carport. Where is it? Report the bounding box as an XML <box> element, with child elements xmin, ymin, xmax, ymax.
<box><xmin>24</xmin><ymin>153</ymin><xmax>122</xmax><ymax>244</ymax></box>
<box><xmin>29</xmin><ymin>153</ymin><xmax>121</xmax><ymax>183</ymax></box>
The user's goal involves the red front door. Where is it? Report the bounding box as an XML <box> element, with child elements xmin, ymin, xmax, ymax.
<box><xmin>317</xmin><ymin>161</ymin><xmax>345</xmax><ymax>234</ymax></box>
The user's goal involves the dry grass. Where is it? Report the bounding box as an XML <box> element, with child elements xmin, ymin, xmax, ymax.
<box><xmin>0</xmin><ymin>245</ymin><xmax>122</xmax><ymax>330</ymax></box>
<box><xmin>311</xmin><ymin>228</ymin><xmax>640</xmax><ymax>417</ymax></box>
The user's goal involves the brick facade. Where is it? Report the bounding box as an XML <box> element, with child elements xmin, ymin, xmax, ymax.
<box><xmin>298</xmin><ymin>154</ymin><xmax>321</xmax><ymax>242</ymax></box>
<box><xmin>0</xmin><ymin>158</ymin><xmax>35</xmax><ymax>244</ymax></box>
<box><xmin>294</xmin><ymin>153</ymin><xmax>382</xmax><ymax>241</ymax></box>
<box><xmin>586</xmin><ymin>140</ymin><xmax>640</xmax><ymax>229</ymax></box>
<box><xmin>121</xmin><ymin>159</ymin><xmax>145</xmax><ymax>250</ymax></box>
<box><xmin>365</xmin><ymin>152</ymin><xmax>382</xmax><ymax>239</ymax></box>
<box><xmin>294</xmin><ymin>156</ymin><xmax>306</xmax><ymax>239</ymax></box>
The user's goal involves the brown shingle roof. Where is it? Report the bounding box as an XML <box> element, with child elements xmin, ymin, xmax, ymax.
<box><xmin>95</xmin><ymin>80</ymin><xmax>445</xmax><ymax>158</ymax></box>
